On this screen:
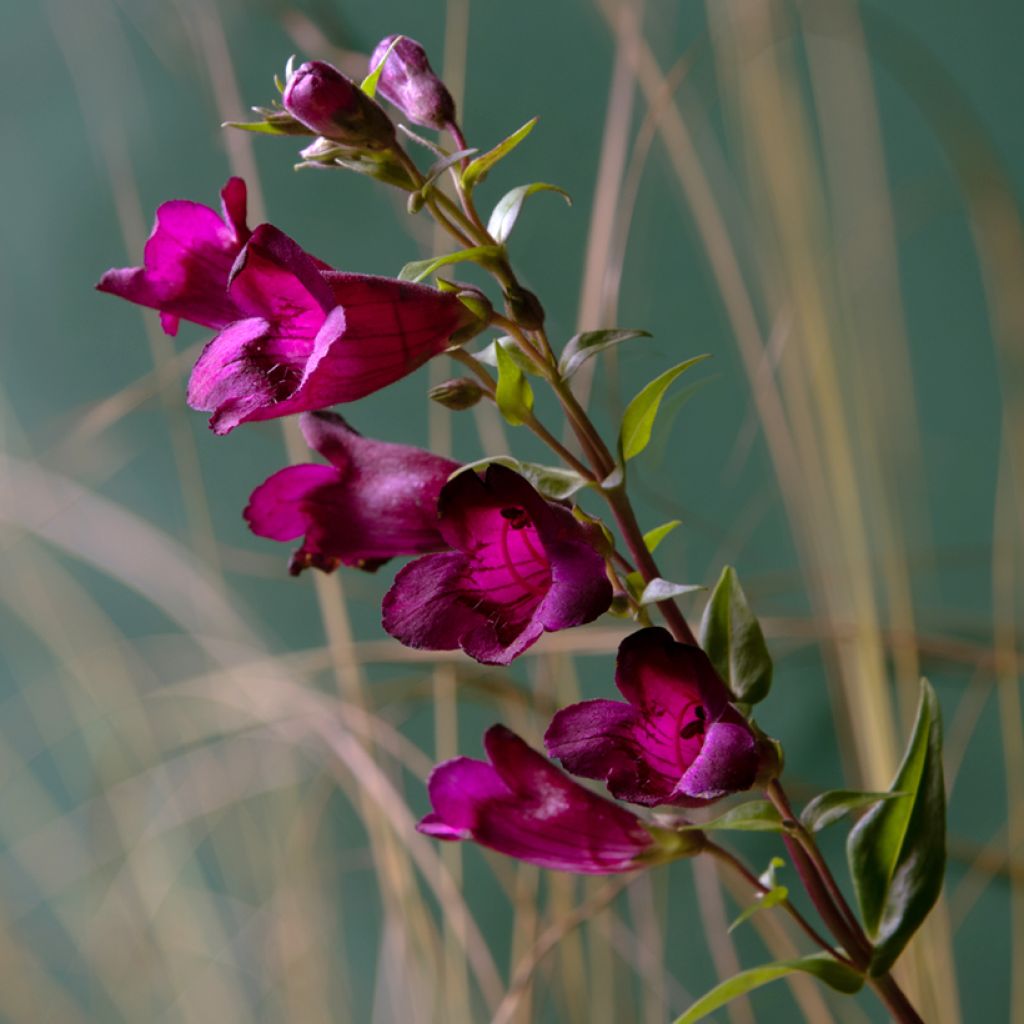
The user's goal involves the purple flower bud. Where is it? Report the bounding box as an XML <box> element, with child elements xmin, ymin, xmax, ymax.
<box><xmin>419</xmin><ymin>725</ymin><xmax>660</xmax><ymax>874</ymax></box>
<box><xmin>545</xmin><ymin>627</ymin><xmax>761</xmax><ymax>807</ymax></box>
<box><xmin>283</xmin><ymin>60</ymin><xmax>394</xmax><ymax>149</ymax></box>
<box><xmin>428</xmin><ymin>377</ymin><xmax>484</xmax><ymax>410</ymax></box>
<box><xmin>369</xmin><ymin>35</ymin><xmax>456</xmax><ymax>130</ymax></box>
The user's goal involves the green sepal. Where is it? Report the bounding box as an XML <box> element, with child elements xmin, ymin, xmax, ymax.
<box><xmin>486</xmin><ymin>183</ymin><xmax>571</xmax><ymax>244</ymax></box>
<box><xmin>619</xmin><ymin>355</ymin><xmax>710</xmax><ymax>462</ymax></box>
<box><xmin>671</xmin><ymin>954</ymin><xmax>864</xmax><ymax>1024</ymax></box>
<box><xmin>361</xmin><ymin>35</ymin><xmax>403</xmax><ymax>98</ymax></box>
<box><xmin>699</xmin><ymin>566</ymin><xmax>773</xmax><ymax>706</ymax></box>
<box><xmin>642</xmin><ymin>519</ymin><xmax>681</xmax><ymax>554</ymax></box>
<box><xmin>677</xmin><ymin>800</ymin><xmax>787</xmax><ymax>834</ymax></box>
<box><xmin>493</xmin><ymin>342</ymin><xmax>535</xmax><ymax>426</ymax></box>
<box><xmin>638</xmin><ymin>824</ymin><xmax>707</xmax><ymax>865</ymax></box>
<box><xmin>398</xmin><ymin>245</ymin><xmax>505</xmax><ymax>283</ymax></box>
<box><xmin>449</xmin><ymin>456</ymin><xmax>590</xmax><ymax>501</ymax></box>
<box><xmin>637</xmin><ymin>578</ymin><xmax>703</xmax><ymax>607</ymax></box>
<box><xmin>847</xmin><ymin>679</ymin><xmax>946</xmax><ymax>976</ymax></box>
<box><xmin>800</xmin><ymin>789</ymin><xmax>904</xmax><ymax>834</ymax></box>
<box><xmin>558</xmin><ymin>329</ymin><xmax>652</xmax><ymax>381</ymax></box>
<box><xmin>462</xmin><ymin>117</ymin><xmax>538</xmax><ymax>190</ymax></box>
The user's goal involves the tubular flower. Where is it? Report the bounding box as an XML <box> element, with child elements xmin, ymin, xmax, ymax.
<box><xmin>245</xmin><ymin>411</ymin><xmax>459</xmax><ymax>574</ymax></box>
<box><xmin>418</xmin><ymin>725</ymin><xmax>660</xmax><ymax>874</ymax></box>
<box><xmin>545</xmin><ymin>627</ymin><xmax>760</xmax><ymax>806</ymax></box>
<box><xmin>381</xmin><ymin>464</ymin><xmax>612</xmax><ymax>665</ymax></box>
<box><xmin>97</xmin><ymin>177</ymin><xmax>250</xmax><ymax>336</ymax></box>
<box><xmin>369</xmin><ymin>35</ymin><xmax>456</xmax><ymax>130</ymax></box>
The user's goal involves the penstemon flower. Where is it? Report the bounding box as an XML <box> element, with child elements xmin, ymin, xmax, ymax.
<box><xmin>245</xmin><ymin>411</ymin><xmax>459</xmax><ymax>574</ymax></box>
<box><xmin>418</xmin><ymin>725</ymin><xmax>689</xmax><ymax>873</ymax></box>
<box><xmin>381</xmin><ymin>464</ymin><xmax>612</xmax><ymax>665</ymax></box>
<box><xmin>368</xmin><ymin>35</ymin><xmax>457</xmax><ymax>131</ymax></box>
<box><xmin>545</xmin><ymin>626</ymin><xmax>761</xmax><ymax>806</ymax></box>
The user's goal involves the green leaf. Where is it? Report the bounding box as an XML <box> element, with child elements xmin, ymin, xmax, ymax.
<box><xmin>699</xmin><ymin>566</ymin><xmax>773</xmax><ymax>705</ymax></box>
<box><xmin>679</xmin><ymin>800</ymin><xmax>786</xmax><ymax>834</ymax></box>
<box><xmin>476</xmin><ymin>336</ymin><xmax>545</xmax><ymax>376</ymax></box>
<box><xmin>619</xmin><ymin>355</ymin><xmax>709</xmax><ymax>462</ymax></box>
<box><xmin>637</xmin><ymin>578</ymin><xmax>703</xmax><ymax>607</ymax></box>
<box><xmin>801</xmin><ymin>789</ymin><xmax>903</xmax><ymax>834</ymax></box>
<box><xmin>847</xmin><ymin>679</ymin><xmax>946</xmax><ymax>976</ymax></box>
<box><xmin>398</xmin><ymin>245</ymin><xmax>505</xmax><ymax>283</ymax></box>
<box><xmin>643</xmin><ymin>519</ymin><xmax>681</xmax><ymax>554</ymax></box>
<box><xmin>450</xmin><ymin>457</ymin><xmax>589</xmax><ymax>500</ymax></box>
<box><xmin>728</xmin><ymin>885</ymin><xmax>789</xmax><ymax>933</ymax></box>
<box><xmin>462</xmin><ymin>117</ymin><xmax>538</xmax><ymax>190</ymax></box>
<box><xmin>224</xmin><ymin>119</ymin><xmax>302</xmax><ymax>136</ymax></box>
<box><xmin>671</xmin><ymin>954</ymin><xmax>864</xmax><ymax>1024</ymax></box>
<box><xmin>422</xmin><ymin>149</ymin><xmax>478</xmax><ymax>191</ymax></box>
<box><xmin>361</xmin><ymin>35</ymin><xmax>402</xmax><ymax>98</ymax></box>
<box><xmin>494</xmin><ymin>342</ymin><xmax>535</xmax><ymax>426</ymax></box>
<box><xmin>486</xmin><ymin>183</ymin><xmax>572</xmax><ymax>244</ymax></box>
<box><xmin>558</xmin><ymin>329</ymin><xmax>652</xmax><ymax>381</ymax></box>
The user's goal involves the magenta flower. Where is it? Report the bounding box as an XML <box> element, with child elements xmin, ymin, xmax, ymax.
<box><xmin>419</xmin><ymin>725</ymin><xmax>658</xmax><ymax>873</ymax></box>
<box><xmin>369</xmin><ymin>36</ymin><xmax>456</xmax><ymax>131</ymax></box>
<box><xmin>245</xmin><ymin>411</ymin><xmax>458</xmax><ymax>574</ymax></box>
<box><xmin>381</xmin><ymin>465</ymin><xmax>612</xmax><ymax>665</ymax></box>
<box><xmin>545</xmin><ymin>627</ymin><xmax>760</xmax><ymax>806</ymax></box>
<box><xmin>97</xmin><ymin>177</ymin><xmax>250</xmax><ymax>336</ymax></box>
<box><xmin>182</xmin><ymin>223</ymin><xmax>473</xmax><ymax>433</ymax></box>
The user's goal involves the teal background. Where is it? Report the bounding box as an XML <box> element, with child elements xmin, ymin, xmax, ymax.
<box><xmin>1</xmin><ymin>0</ymin><xmax>1020</xmax><ymax>1021</ymax></box>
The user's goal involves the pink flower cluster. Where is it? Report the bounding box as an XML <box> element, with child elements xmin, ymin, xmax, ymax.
<box><xmin>98</xmin><ymin>39</ymin><xmax>763</xmax><ymax>876</ymax></box>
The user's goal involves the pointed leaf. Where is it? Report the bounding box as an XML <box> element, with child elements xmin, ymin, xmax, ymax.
<box><xmin>678</xmin><ymin>800</ymin><xmax>786</xmax><ymax>834</ymax></box>
<box><xmin>476</xmin><ymin>336</ymin><xmax>545</xmax><ymax>376</ymax></box>
<box><xmin>801</xmin><ymin>790</ymin><xmax>903</xmax><ymax>834</ymax></box>
<box><xmin>699</xmin><ymin>566</ymin><xmax>773</xmax><ymax>705</ymax></box>
<box><xmin>643</xmin><ymin>519</ymin><xmax>681</xmax><ymax>554</ymax></box>
<box><xmin>225</xmin><ymin>118</ymin><xmax>304</xmax><ymax>136</ymax></box>
<box><xmin>638</xmin><ymin>578</ymin><xmax>703</xmax><ymax>607</ymax></box>
<box><xmin>486</xmin><ymin>183</ymin><xmax>572</xmax><ymax>244</ymax></box>
<box><xmin>494</xmin><ymin>341</ymin><xmax>534</xmax><ymax>426</ymax></box>
<box><xmin>671</xmin><ymin>954</ymin><xmax>864</xmax><ymax>1023</ymax></box>
<box><xmin>361</xmin><ymin>35</ymin><xmax>403</xmax><ymax>98</ymax></box>
<box><xmin>619</xmin><ymin>355</ymin><xmax>709</xmax><ymax>462</ymax></box>
<box><xmin>728</xmin><ymin>885</ymin><xmax>789</xmax><ymax>933</ymax></box>
<box><xmin>847</xmin><ymin>679</ymin><xmax>946</xmax><ymax>976</ymax></box>
<box><xmin>462</xmin><ymin>117</ymin><xmax>538</xmax><ymax>189</ymax></box>
<box><xmin>558</xmin><ymin>329</ymin><xmax>652</xmax><ymax>381</ymax></box>
<box><xmin>422</xmin><ymin>148</ymin><xmax>478</xmax><ymax>191</ymax></box>
<box><xmin>398</xmin><ymin>245</ymin><xmax>505</xmax><ymax>283</ymax></box>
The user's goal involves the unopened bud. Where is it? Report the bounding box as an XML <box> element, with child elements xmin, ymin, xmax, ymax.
<box><xmin>504</xmin><ymin>284</ymin><xmax>545</xmax><ymax>330</ymax></box>
<box><xmin>428</xmin><ymin>377</ymin><xmax>484</xmax><ymax>410</ymax></box>
<box><xmin>284</xmin><ymin>61</ymin><xmax>395</xmax><ymax>149</ymax></box>
<box><xmin>369</xmin><ymin>35</ymin><xmax>456</xmax><ymax>130</ymax></box>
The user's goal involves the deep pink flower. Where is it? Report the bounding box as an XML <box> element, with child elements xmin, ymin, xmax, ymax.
<box><xmin>245</xmin><ymin>411</ymin><xmax>458</xmax><ymax>574</ymax></box>
<box><xmin>418</xmin><ymin>725</ymin><xmax>657</xmax><ymax>873</ymax></box>
<box><xmin>369</xmin><ymin>36</ymin><xmax>456</xmax><ymax>131</ymax></box>
<box><xmin>545</xmin><ymin>627</ymin><xmax>760</xmax><ymax>806</ymax></box>
<box><xmin>97</xmin><ymin>177</ymin><xmax>250</xmax><ymax>336</ymax></box>
<box><xmin>182</xmin><ymin>223</ymin><xmax>473</xmax><ymax>433</ymax></box>
<box><xmin>381</xmin><ymin>465</ymin><xmax>612</xmax><ymax>665</ymax></box>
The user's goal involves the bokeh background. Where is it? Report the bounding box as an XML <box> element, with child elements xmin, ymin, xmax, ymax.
<box><xmin>3</xmin><ymin>0</ymin><xmax>1021</xmax><ymax>1020</ymax></box>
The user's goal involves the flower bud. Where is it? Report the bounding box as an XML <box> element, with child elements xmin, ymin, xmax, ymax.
<box><xmin>369</xmin><ymin>35</ymin><xmax>456</xmax><ymax>130</ymax></box>
<box><xmin>284</xmin><ymin>60</ymin><xmax>395</xmax><ymax>149</ymax></box>
<box><xmin>504</xmin><ymin>284</ymin><xmax>545</xmax><ymax>330</ymax></box>
<box><xmin>428</xmin><ymin>377</ymin><xmax>484</xmax><ymax>410</ymax></box>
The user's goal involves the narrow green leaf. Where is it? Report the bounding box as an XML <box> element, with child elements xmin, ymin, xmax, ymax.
<box><xmin>847</xmin><ymin>679</ymin><xmax>946</xmax><ymax>976</ymax></box>
<box><xmin>643</xmin><ymin>519</ymin><xmax>681</xmax><ymax>554</ymax></box>
<box><xmin>671</xmin><ymin>954</ymin><xmax>864</xmax><ymax>1023</ymax></box>
<box><xmin>558</xmin><ymin>329</ymin><xmax>652</xmax><ymax>381</ymax></box>
<box><xmin>360</xmin><ymin>35</ymin><xmax>402</xmax><ymax>98</ymax></box>
<box><xmin>678</xmin><ymin>800</ymin><xmax>786</xmax><ymax>834</ymax></box>
<box><xmin>486</xmin><ymin>183</ymin><xmax>571</xmax><ymax>244</ymax></box>
<box><xmin>422</xmin><ymin>148</ymin><xmax>478</xmax><ymax>191</ymax></box>
<box><xmin>638</xmin><ymin>578</ymin><xmax>703</xmax><ymax>607</ymax></box>
<box><xmin>398</xmin><ymin>245</ymin><xmax>504</xmax><ymax>283</ymax></box>
<box><xmin>462</xmin><ymin>117</ymin><xmax>538</xmax><ymax>190</ymax></box>
<box><xmin>728</xmin><ymin>885</ymin><xmax>789</xmax><ymax>933</ymax></box>
<box><xmin>801</xmin><ymin>789</ymin><xmax>903</xmax><ymax>834</ymax></box>
<box><xmin>619</xmin><ymin>355</ymin><xmax>709</xmax><ymax>462</ymax></box>
<box><xmin>475</xmin><ymin>336</ymin><xmax>545</xmax><ymax>376</ymax></box>
<box><xmin>699</xmin><ymin>566</ymin><xmax>773</xmax><ymax>705</ymax></box>
<box><xmin>494</xmin><ymin>342</ymin><xmax>534</xmax><ymax>426</ymax></box>
<box><xmin>224</xmin><ymin>119</ymin><xmax>300</xmax><ymax>136</ymax></box>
